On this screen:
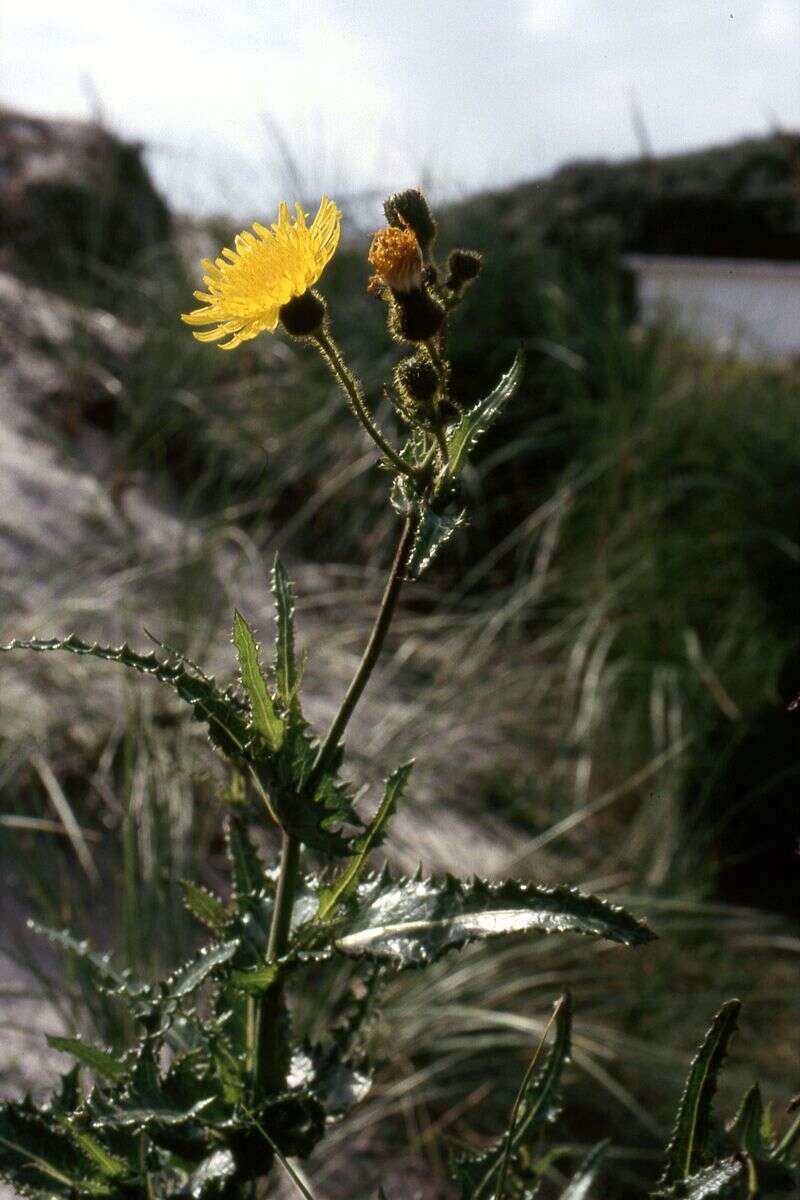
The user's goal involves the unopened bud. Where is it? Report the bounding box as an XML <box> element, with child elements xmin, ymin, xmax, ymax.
<box><xmin>395</xmin><ymin>353</ymin><xmax>439</xmax><ymax>405</ymax></box>
<box><xmin>389</xmin><ymin>287</ymin><xmax>445</xmax><ymax>343</ymax></box>
<box><xmin>384</xmin><ymin>189</ymin><xmax>437</xmax><ymax>253</ymax></box>
<box><xmin>446</xmin><ymin>249</ymin><xmax>482</xmax><ymax>291</ymax></box>
<box><xmin>279</xmin><ymin>289</ymin><xmax>327</xmax><ymax>337</ymax></box>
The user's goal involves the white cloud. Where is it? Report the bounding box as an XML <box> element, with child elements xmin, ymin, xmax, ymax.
<box><xmin>1</xmin><ymin>0</ymin><xmax>798</xmax><ymax>216</ymax></box>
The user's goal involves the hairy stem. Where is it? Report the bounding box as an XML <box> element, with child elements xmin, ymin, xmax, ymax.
<box><xmin>313</xmin><ymin>330</ymin><xmax>418</xmax><ymax>478</ymax></box>
<box><xmin>308</xmin><ymin>511</ymin><xmax>419</xmax><ymax>789</ymax></box>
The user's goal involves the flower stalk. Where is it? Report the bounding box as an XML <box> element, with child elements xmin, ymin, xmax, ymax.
<box><xmin>312</xmin><ymin>330</ymin><xmax>418</xmax><ymax>479</ymax></box>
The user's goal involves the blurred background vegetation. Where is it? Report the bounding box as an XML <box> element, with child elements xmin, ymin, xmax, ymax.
<box><xmin>0</xmin><ymin>112</ymin><xmax>799</xmax><ymax>1198</ymax></box>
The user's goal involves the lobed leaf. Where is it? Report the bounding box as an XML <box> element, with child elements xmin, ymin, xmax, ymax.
<box><xmin>661</xmin><ymin>1000</ymin><xmax>741</xmax><ymax>1186</ymax></box>
<box><xmin>446</xmin><ymin>350</ymin><xmax>525</xmax><ymax>477</ymax></box>
<box><xmin>329</xmin><ymin>872</ymin><xmax>654</xmax><ymax>969</ymax></box>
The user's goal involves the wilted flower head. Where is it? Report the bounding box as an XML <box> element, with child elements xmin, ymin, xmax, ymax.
<box><xmin>181</xmin><ymin>196</ymin><xmax>341</xmax><ymax>350</ymax></box>
<box><xmin>368</xmin><ymin>224</ymin><xmax>423</xmax><ymax>295</ymax></box>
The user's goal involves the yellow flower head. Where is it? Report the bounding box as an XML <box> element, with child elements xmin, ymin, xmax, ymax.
<box><xmin>368</xmin><ymin>223</ymin><xmax>422</xmax><ymax>295</ymax></box>
<box><xmin>181</xmin><ymin>196</ymin><xmax>341</xmax><ymax>350</ymax></box>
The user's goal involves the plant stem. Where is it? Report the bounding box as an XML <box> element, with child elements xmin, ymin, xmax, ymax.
<box><xmin>308</xmin><ymin>511</ymin><xmax>420</xmax><ymax>790</ymax></box>
<box><xmin>313</xmin><ymin>330</ymin><xmax>418</xmax><ymax>479</ymax></box>
<box><xmin>248</xmin><ymin>513</ymin><xmax>418</xmax><ymax>1105</ymax></box>
<box><xmin>249</xmin><ymin>831</ymin><xmax>300</xmax><ymax>1100</ymax></box>
<box><xmin>433</xmin><ymin>424</ymin><xmax>450</xmax><ymax>469</ymax></box>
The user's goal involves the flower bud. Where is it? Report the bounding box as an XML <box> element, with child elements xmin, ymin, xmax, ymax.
<box><xmin>446</xmin><ymin>249</ymin><xmax>482</xmax><ymax>291</ymax></box>
<box><xmin>389</xmin><ymin>287</ymin><xmax>445</xmax><ymax>343</ymax></box>
<box><xmin>279</xmin><ymin>289</ymin><xmax>328</xmax><ymax>337</ymax></box>
<box><xmin>393</xmin><ymin>353</ymin><xmax>440</xmax><ymax>428</ymax></box>
<box><xmin>384</xmin><ymin>189</ymin><xmax>437</xmax><ymax>253</ymax></box>
<box><xmin>395</xmin><ymin>352</ymin><xmax>440</xmax><ymax>405</ymax></box>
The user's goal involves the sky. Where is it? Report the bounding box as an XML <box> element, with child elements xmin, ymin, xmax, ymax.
<box><xmin>1</xmin><ymin>1</ymin><xmax>799</xmax><ymax>221</ymax></box>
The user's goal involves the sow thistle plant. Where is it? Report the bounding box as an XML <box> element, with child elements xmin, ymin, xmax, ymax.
<box><xmin>1</xmin><ymin>190</ymin><xmax>798</xmax><ymax>1199</ymax></box>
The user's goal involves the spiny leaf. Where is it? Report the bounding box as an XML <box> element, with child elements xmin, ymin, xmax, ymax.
<box><xmin>728</xmin><ymin>1083</ymin><xmax>769</xmax><ymax>1158</ymax></box>
<box><xmin>655</xmin><ymin>1157</ymin><xmax>744</xmax><ymax>1200</ymax></box>
<box><xmin>180</xmin><ymin>880</ymin><xmax>232</xmax><ymax>935</ymax></box>
<box><xmin>29</xmin><ymin>922</ymin><xmax>148</xmax><ymax>1003</ymax></box>
<box><xmin>446</xmin><ymin>350</ymin><xmax>525</xmax><ymax>476</ymax></box>
<box><xmin>233</xmin><ymin>610</ymin><xmax>284</xmax><ymax>752</ymax></box>
<box><xmin>316</xmin><ymin>762</ymin><xmax>413</xmax><ymax>922</ymax></box>
<box><xmin>0</xmin><ymin>1099</ymin><xmax>114</xmax><ymax>1196</ymax></box>
<box><xmin>451</xmin><ymin>996</ymin><xmax>571</xmax><ymax>1200</ymax></box>
<box><xmin>160</xmin><ymin>940</ymin><xmax>240</xmax><ymax>1005</ymax></box>
<box><xmin>46</xmin><ymin>1037</ymin><xmax>127</xmax><ymax>1084</ymax></box>
<box><xmin>64</xmin><ymin>1131</ymin><xmax>127</xmax><ymax>1180</ymax></box>
<box><xmin>226</xmin><ymin>813</ymin><xmax>268</xmax><ymax>900</ymax></box>
<box><xmin>558</xmin><ymin>1140</ymin><xmax>608</xmax><ymax>1200</ymax></box>
<box><xmin>258</xmin><ymin>722</ymin><xmax>358</xmax><ymax>856</ymax></box>
<box><xmin>1</xmin><ymin>635</ymin><xmax>250</xmax><ymax>761</ymax></box>
<box><xmin>327</xmin><ymin>873</ymin><xmax>654</xmax><ymax>968</ymax></box>
<box><xmin>184</xmin><ymin>1149</ymin><xmax>237</xmax><ymax>1197</ymax></box>
<box><xmin>272</xmin><ymin>555</ymin><xmax>299</xmax><ymax>714</ymax></box>
<box><xmin>661</xmin><ymin>1000</ymin><xmax>741</xmax><ymax>1186</ymax></box>
<box><xmin>288</xmin><ymin>1045</ymin><xmax>372</xmax><ymax>1119</ymax></box>
<box><xmin>408</xmin><ymin>507</ymin><xmax>466</xmax><ymax>579</ymax></box>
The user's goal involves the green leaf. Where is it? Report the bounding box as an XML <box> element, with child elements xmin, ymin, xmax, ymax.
<box><xmin>451</xmin><ymin>996</ymin><xmax>571</xmax><ymax>1200</ymax></box>
<box><xmin>0</xmin><ymin>1099</ymin><xmax>114</xmax><ymax>1196</ymax></box>
<box><xmin>1</xmin><ymin>635</ymin><xmax>250</xmax><ymax>762</ymax></box>
<box><xmin>272</xmin><ymin>556</ymin><xmax>299</xmax><ymax>714</ymax></box>
<box><xmin>661</xmin><ymin>1000</ymin><xmax>741</xmax><ymax>1186</ymax></box>
<box><xmin>229</xmin><ymin>963</ymin><xmax>281</xmax><ymax>993</ymax></box>
<box><xmin>316</xmin><ymin>762</ymin><xmax>413</xmax><ymax>922</ymax></box>
<box><xmin>181</xmin><ymin>880</ymin><xmax>232</xmax><ymax>935</ymax></box>
<box><xmin>29</xmin><ymin>922</ymin><xmax>148</xmax><ymax>1003</ymax></box>
<box><xmin>408</xmin><ymin>507</ymin><xmax>466</xmax><ymax>579</ymax></box>
<box><xmin>226</xmin><ymin>813</ymin><xmax>268</xmax><ymax>900</ymax></box>
<box><xmin>288</xmin><ymin>1046</ymin><xmax>372</xmax><ymax>1119</ymax></box>
<box><xmin>328</xmin><ymin>873</ymin><xmax>654</xmax><ymax>968</ymax></box>
<box><xmin>184</xmin><ymin>1149</ymin><xmax>237</xmax><ymax>1197</ymax></box>
<box><xmin>233</xmin><ymin>610</ymin><xmax>284</xmax><ymax>752</ymax></box>
<box><xmin>161</xmin><ymin>940</ymin><xmax>240</xmax><ymax>1005</ymax></box>
<box><xmin>728</xmin><ymin>1083</ymin><xmax>769</xmax><ymax>1157</ymax></box>
<box><xmin>656</xmin><ymin>1157</ymin><xmax>744</xmax><ymax>1200</ymax></box>
<box><xmin>46</xmin><ymin>1037</ymin><xmax>127</xmax><ymax>1084</ymax></box>
<box><xmin>558</xmin><ymin>1141</ymin><xmax>608</xmax><ymax>1200</ymax></box>
<box><xmin>65</xmin><ymin>1131</ymin><xmax>127</xmax><ymax>1180</ymax></box>
<box><xmin>446</xmin><ymin>350</ymin><xmax>525</xmax><ymax>476</ymax></box>
<box><xmin>258</xmin><ymin>723</ymin><xmax>358</xmax><ymax>857</ymax></box>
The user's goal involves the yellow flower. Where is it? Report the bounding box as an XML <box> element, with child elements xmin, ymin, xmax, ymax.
<box><xmin>368</xmin><ymin>224</ymin><xmax>422</xmax><ymax>294</ymax></box>
<box><xmin>181</xmin><ymin>196</ymin><xmax>341</xmax><ymax>350</ymax></box>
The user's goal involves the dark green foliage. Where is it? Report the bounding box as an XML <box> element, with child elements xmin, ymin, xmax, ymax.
<box><xmin>450</xmin><ymin>995</ymin><xmax>571</xmax><ymax>1200</ymax></box>
<box><xmin>315</xmin><ymin>872</ymin><xmax>654</xmax><ymax>967</ymax></box>
<box><xmin>661</xmin><ymin>1001</ymin><xmax>741</xmax><ymax>1186</ymax></box>
<box><xmin>652</xmin><ymin>1003</ymin><xmax>799</xmax><ymax>1199</ymax></box>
